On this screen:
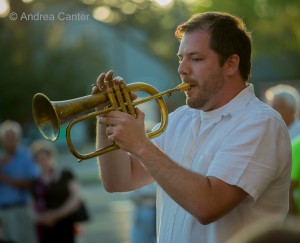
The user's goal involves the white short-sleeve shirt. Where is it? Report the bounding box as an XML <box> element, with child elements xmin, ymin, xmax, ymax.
<box><xmin>152</xmin><ymin>84</ymin><xmax>291</xmax><ymax>243</ymax></box>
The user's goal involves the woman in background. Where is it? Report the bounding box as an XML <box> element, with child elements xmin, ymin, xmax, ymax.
<box><xmin>30</xmin><ymin>140</ymin><xmax>80</xmax><ymax>243</ymax></box>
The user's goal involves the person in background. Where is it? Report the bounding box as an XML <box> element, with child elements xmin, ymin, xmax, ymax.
<box><xmin>265</xmin><ymin>84</ymin><xmax>300</xmax><ymax>141</ymax></box>
<box><xmin>264</xmin><ymin>85</ymin><xmax>300</xmax><ymax>216</ymax></box>
<box><xmin>0</xmin><ymin>120</ymin><xmax>39</xmax><ymax>243</ymax></box>
<box><xmin>289</xmin><ymin>136</ymin><xmax>300</xmax><ymax>215</ymax></box>
<box><xmin>92</xmin><ymin>12</ymin><xmax>291</xmax><ymax>243</ymax></box>
<box><xmin>30</xmin><ymin>140</ymin><xmax>81</xmax><ymax>243</ymax></box>
<box><xmin>129</xmin><ymin>183</ymin><xmax>156</xmax><ymax>243</ymax></box>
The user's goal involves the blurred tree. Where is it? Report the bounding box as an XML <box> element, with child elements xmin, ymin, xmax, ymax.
<box><xmin>84</xmin><ymin>0</ymin><xmax>300</xmax><ymax>82</ymax></box>
<box><xmin>194</xmin><ymin>0</ymin><xmax>300</xmax><ymax>82</ymax></box>
<box><xmin>0</xmin><ymin>0</ymin><xmax>108</xmax><ymax>124</ymax></box>
<box><xmin>1</xmin><ymin>0</ymin><xmax>299</xmax><ymax>125</ymax></box>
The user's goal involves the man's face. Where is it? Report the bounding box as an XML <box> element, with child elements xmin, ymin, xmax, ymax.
<box><xmin>177</xmin><ymin>29</ymin><xmax>227</xmax><ymax>111</ymax></box>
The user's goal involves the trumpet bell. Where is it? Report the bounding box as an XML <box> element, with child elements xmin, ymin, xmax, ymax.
<box><xmin>32</xmin><ymin>81</ymin><xmax>190</xmax><ymax>161</ymax></box>
<box><xmin>32</xmin><ymin>93</ymin><xmax>60</xmax><ymax>142</ymax></box>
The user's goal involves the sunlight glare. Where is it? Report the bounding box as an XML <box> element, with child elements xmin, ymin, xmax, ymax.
<box><xmin>0</xmin><ymin>0</ymin><xmax>10</xmax><ymax>17</ymax></box>
<box><xmin>154</xmin><ymin>0</ymin><xmax>173</xmax><ymax>7</ymax></box>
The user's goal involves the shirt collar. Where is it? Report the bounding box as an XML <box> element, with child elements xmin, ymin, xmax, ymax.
<box><xmin>192</xmin><ymin>83</ymin><xmax>256</xmax><ymax>122</ymax></box>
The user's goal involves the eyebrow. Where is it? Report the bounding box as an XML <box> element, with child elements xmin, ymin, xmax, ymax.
<box><xmin>177</xmin><ymin>52</ymin><xmax>201</xmax><ymax>58</ymax></box>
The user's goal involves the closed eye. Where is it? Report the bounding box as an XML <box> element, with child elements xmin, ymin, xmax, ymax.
<box><xmin>192</xmin><ymin>57</ymin><xmax>202</xmax><ymax>62</ymax></box>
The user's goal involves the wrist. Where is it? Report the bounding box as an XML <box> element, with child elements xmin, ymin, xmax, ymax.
<box><xmin>133</xmin><ymin>138</ymin><xmax>152</xmax><ymax>159</ymax></box>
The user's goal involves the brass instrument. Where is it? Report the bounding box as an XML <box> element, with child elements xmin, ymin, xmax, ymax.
<box><xmin>32</xmin><ymin>81</ymin><xmax>190</xmax><ymax>161</ymax></box>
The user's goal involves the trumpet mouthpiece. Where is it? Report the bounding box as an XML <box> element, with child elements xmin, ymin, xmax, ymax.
<box><xmin>177</xmin><ymin>83</ymin><xmax>190</xmax><ymax>91</ymax></box>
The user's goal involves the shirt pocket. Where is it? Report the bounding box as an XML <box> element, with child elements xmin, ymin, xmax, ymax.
<box><xmin>189</xmin><ymin>153</ymin><xmax>214</xmax><ymax>175</ymax></box>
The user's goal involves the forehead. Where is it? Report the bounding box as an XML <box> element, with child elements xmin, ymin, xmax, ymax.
<box><xmin>178</xmin><ymin>29</ymin><xmax>211</xmax><ymax>55</ymax></box>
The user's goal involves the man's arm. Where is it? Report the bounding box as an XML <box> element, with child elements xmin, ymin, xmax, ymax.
<box><xmin>93</xmin><ymin>70</ymin><xmax>247</xmax><ymax>224</ymax></box>
<box><xmin>99</xmin><ymin>109</ymin><xmax>247</xmax><ymax>224</ymax></box>
<box><xmin>94</xmin><ymin>70</ymin><xmax>154</xmax><ymax>192</ymax></box>
<box><xmin>129</xmin><ymin>134</ymin><xmax>247</xmax><ymax>224</ymax></box>
<box><xmin>96</xmin><ymin>115</ymin><xmax>154</xmax><ymax>192</ymax></box>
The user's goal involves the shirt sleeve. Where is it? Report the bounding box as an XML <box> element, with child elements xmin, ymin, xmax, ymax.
<box><xmin>207</xmin><ymin>113</ymin><xmax>291</xmax><ymax>202</ymax></box>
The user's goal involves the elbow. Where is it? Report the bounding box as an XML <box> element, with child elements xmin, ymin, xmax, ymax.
<box><xmin>193</xmin><ymin>207</ymin><xmax>220</xmax><ymax>225</ymax></box>
<box><xmin>99</xmin><ymin>174</ymin><xmax>120</xmax><ymax>193</ymax></box>
<box><xmin>196</xmin><ymin>215</ymin><xmax>215</xmax><ymax>225</ymax></box>
<box><xmin>101</xmin><ymin>182</ymin><xmax>119</xmax><ymax>193</ymax></box>
<box><xmin>194</xmin><ymin>213</ymin><xmax>214</xmax><ymax>225</ymax></box>
<box><xmin>101</xmin><ymin>179</ymin><xmax>128</xmax><ymax>193</ymax></box>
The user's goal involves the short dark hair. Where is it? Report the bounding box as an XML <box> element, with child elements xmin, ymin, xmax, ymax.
<box><xmin>175</xmin><ymin>12</ymin><xmax>252</xmax><ymax>81</ymax></box>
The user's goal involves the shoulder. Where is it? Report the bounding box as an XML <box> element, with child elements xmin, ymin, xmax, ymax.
<box><xmin>242</xmin><ymin>96</ymin><xmax>287</xmax><ymax>130</ymax></box>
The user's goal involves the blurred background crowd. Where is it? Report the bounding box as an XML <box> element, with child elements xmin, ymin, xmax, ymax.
<box><xmin>0</xmin><ymin>0</ymin><xmax>300</xmax><ymax>242</ymax></box>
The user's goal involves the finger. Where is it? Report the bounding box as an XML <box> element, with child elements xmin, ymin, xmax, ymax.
<box><xmin>135</xmin><ymin>108</ymin><xmax>145</xmax><ymax>121</ymax></box>
<box><xmin>98</xmin><ymin>116</ymin><xmax>119</xmax><ymax>126</ymax></box>
<box><xmin>91</xmin><ymin>85</ymin><xmax>98</xmax><ymax>94</ymax></box>
<box><xmin>113</xmin><ymin>76</ymin><xmax>124</xmax><ymax>84</ymax></box>
<box><xmin>105</xmin><ymin>126</ymin><xmax>114</xmax><ymax>136</ymax></box>
<box><xmin>105</xmin><ymin>70</ymin><xmax>115</xmax><ymax>87</ymax></box>
<box><xmin>92</xmin><ymin>72</ymin><xmax>106</xmax><ymax>94</ymax></box>
<box><xmin>107</xmin><ymin>134</ymin><xmax>115</xmax><ymax>144</ymax></box>
<box><xmin>96</xmin><ymin>72</ymin><xmax>105</xmax><ymax>86</ymax></box>
<box><xmin>130</xmin><ymin>92</ymin><xmax>138</xmax><ymax>100</ymax></box>
<box><xmin>105</xmin><ymin>111</ymin><xmax>133</xmax><ymax>119</ymax></box>
<box><xmin>105</xmin><ymin>70</ymin><xmax>114</xmax><ymax>81</ymax></box>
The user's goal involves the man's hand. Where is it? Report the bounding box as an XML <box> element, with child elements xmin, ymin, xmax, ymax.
<box><xmin>91</xmin><ymin>70</ymin><xmax>137</xmax><ymax>112</ymax></box>
<box><xmin>98</xmin><ymin>108</ymin><xmax>148</xmax><ymax>154</ymax></box>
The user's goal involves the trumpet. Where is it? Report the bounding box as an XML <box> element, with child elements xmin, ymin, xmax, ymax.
<box><xmin>32</xmin><ymin>81</ymin><xmax>190</xmax><ymax>161</ymax></box>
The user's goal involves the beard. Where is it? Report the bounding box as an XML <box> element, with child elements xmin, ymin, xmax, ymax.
<box><xmin>185</xmin><ymin>73</ymin><xmax>226</xmax><ymax>110</ymax></box>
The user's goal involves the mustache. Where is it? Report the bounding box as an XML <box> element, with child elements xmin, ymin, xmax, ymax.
<box><xmin>181</xmin><ymin>79</ymin><xmax>198</xmax><ymax>86</ymax></box>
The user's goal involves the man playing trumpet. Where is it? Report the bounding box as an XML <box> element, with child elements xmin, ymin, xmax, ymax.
<box><xmin>92</xmin><ymin>12</ymin><xmax>291</xmax><ymax>243</ymax></box>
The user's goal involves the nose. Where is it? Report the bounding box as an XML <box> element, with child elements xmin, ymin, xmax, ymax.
<box><xmin>178</xmin><ymin>58</ymin><xmax>190</xmax><ymax>77</ymax></box>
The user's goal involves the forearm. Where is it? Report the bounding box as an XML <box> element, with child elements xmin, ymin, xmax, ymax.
<box><xmin>133</xmin><ymin>140</ymin><xmax>247</xmax><ymax>224</ymax></box>
<box><xmin>96</xmin><ymin>119</ymin><xmax>152</xmax><ymax>192</ymax></box>
<box><xmin>0</xmin><ymin>173</ymin><xmax>33</xmax><ymax>190</ymax></box>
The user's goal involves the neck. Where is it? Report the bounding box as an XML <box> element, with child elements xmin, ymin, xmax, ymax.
<box><xmin>207</xmin><ymin>79</ymin><xmax>247</xmax><ymax>111</ymax></box>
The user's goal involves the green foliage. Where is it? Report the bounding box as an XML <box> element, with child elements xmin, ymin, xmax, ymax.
<box><xmin>1</xmin><ymin>0</ymin><xmax>299</xmax><ymax>125</ymax></box>
<box><xmin>0</xmin><ymin>0</ymin><xmax>108</xmax><ymax>123</ymax></box>
<box><xmin>84</xmin><ymin>0</ymin><xmax>300</xmax><ymax>82</ymax></box>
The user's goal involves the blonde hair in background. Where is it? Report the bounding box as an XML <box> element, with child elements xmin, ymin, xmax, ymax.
<box><xmin>30</xmin><ymin>139</ymin><xmax>58</xmax><ymax>160</ymax></box>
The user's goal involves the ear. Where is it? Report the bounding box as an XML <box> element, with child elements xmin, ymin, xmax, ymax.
<box><xmin>225</xmin><ymin>54</ymin><xmax>240</xmax><ymax>76</ymax></box>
